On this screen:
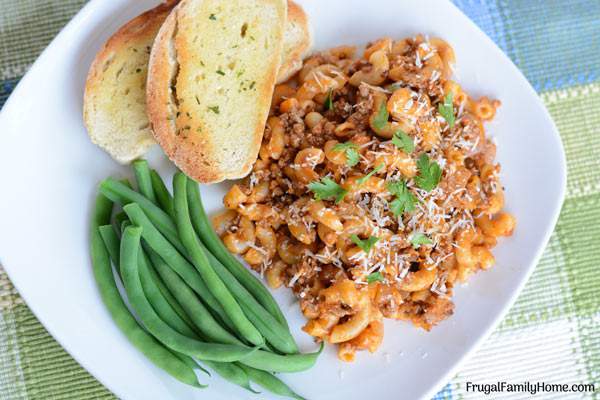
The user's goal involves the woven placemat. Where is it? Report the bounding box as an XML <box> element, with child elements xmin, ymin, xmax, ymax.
<box><xmin>1</xmin><ymin>1</ymin><xmax>598</xmax><ymax>399</ymax></box>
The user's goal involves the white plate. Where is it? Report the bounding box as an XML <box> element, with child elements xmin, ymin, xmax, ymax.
<box><xmin>0</xmin><ymin>0</ymin><xmax>565</xmax><ymax>399</ymax></box>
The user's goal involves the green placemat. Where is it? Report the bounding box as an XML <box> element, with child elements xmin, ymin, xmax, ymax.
<box><xmin>1</xmin><ymin>1</ymin><xmax>598</xmax><ymax>399</ymax></box>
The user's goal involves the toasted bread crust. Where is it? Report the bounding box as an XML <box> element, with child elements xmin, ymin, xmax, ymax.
<box><xmin>147</xmin><ymin>6</ymin><xmax>222</xmax><ymax>182</ymax></box>
<box><xmin>83</xmin><ymin>1</ymin><xmax>178</xmax><ymax>164</ymax></box>
<box><xmin>146</xmin><ymin>6</ymin><xmax>178</xmax><ymax>165</ymax></box>
<box><xmin>276</xmin><ymin>1</ymin><xmax>312</xmax><ymax>83</ymax></box>
<box><xmin>147</xmin><ymin>0</ymin><xmax>287</xmax><ymax>183</ymax></box>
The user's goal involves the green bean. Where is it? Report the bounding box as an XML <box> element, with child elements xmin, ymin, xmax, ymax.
<box><xmin>98</xmin><ymin>225</ymin><xmax>120</xmax><ymax>269</ymax></box>
<box><xmin>186</xmin><ymin>178</ymin><xmax>289</xmax><ymax>329</ymax></box>
<box><xmin>138</xmin><ymin>248</ymin><xmax>214</xmax><ymax>377</ymax></box>
<box><xmin>140</xmin><ymin>246</ymin><xmax>261</xmax><ymax>393</ymax></box>
<box><xmin>145</xmin><ymin>246</ymin><xmax>242</xmax><ymax>346</ymax></box>
<box><xmin>112</xmin><ymin>179</ymin><xmax>278</xmax><ymax>345</ymax></box>
<box><xmin>143</xmin><ymin>280</ymin><xmax>256</xmax><ymax>393</ymax></box>
<box><xmin>90</xmin><ymin>194</ymin><xmax>202</xmax><ymax>387</ymax></box>
<box><xmin>99</xmin><ymin>224</ymin><xmax>208</xmax><ymax>374</ymax></box>
<box><xmin>119</xmin><ymin>178</ymin><xmax>133</xmax><ymax>189</ymax></box>
<box><xmin>173</xmin><ymin>173</ymin><xmax>264</xmax><ymax>347</ymax></box>
<box><xmin>205</xmin><ymin>361</ymin><xmax>258</xmax><ymax>393</ymax></box>
<box><xmin>128</xmin><ymin>240</ymin><xmax>252</xmax><ymax>385</ymax></box>
<box><xmin>113</xmin><ymin>211</ymin><xmax>129</xmax><ymax>232</ymax></box>
<box><xmin>240</xmin><ymin>343</ymin><xmax>324</xmax><ymax>373</ymax></box>
<box><xmin>104</xmin><ymin>179</ymin><xmax>208</xmax><ymax>328</ymax></box>
<box><xmin>100</xmin><ymin>178</ymin><xmax>184</xmax><ymax>254</ymax></box>
<box><xmin>138</xmin><ymin>247</ymin><xmax>197</xmax><ymax>338</ymax></box>
<box><xmin>137</xmin><ymin>250</ymin><xmax>302</xmax><ymax>396</ymax></box>
<box><xmin>203</xmin><ymin>241</ymin><xmax>298</xmax><ymax>354</ymax></box>
<box><xmin>120</xmin><ymin>219</ymin><xmax>131</xmax><ymax>235</ymax></box>
<box><xmin>150</xmin><ymin>169</ymin><xmax>175</xmax><ymax>219</ymax></box>
<box><xmin>133</xmin><ymin>159</ymin><xmax>157</xmax><ymax>204</ymax></box>
<box><xmin>142</xmin><ymin>247</ymin><xmax>196</xmax><ymax>330</ymax></box>
<box><xmin>120</xmin><ymin>226</ymin><xmax>257</xmax><ymax>362</ymax></box>
<box><xmin>143</xmin><ymin>247</ymin><xmax>260</xmax><ymax>389</ymax></box>
<box><xmin>239</xmin><ymin>364</ymin><xmax>305</xmax><ymax>400</ymax></box>
<box><xmin>169</xmin><ymin>352</ymin><xmax>199</xmax><ymax>371</ymax></box>
<box><xmin>103</xmin><ymin>173</ymin><xmax>258</xmax><ymax>342</ymax></box>
<box><xmin>123</xmin><ymin>203</ymin><xmax>236</xmax><ymax>331</ymax></box>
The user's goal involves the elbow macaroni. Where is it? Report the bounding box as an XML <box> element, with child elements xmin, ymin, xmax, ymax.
<box><xmin>219</xmin><ymin>34</ymin><xmax>516</xmax><ymax>362</ymax></box>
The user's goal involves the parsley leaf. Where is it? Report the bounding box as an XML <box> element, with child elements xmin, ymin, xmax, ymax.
<box><xmin>208</xmin><ymin>106</ymin><xmax>220</xmax><ymax>114</ymax></box>
<box><xmin>333</xmin><ymin>142</ymin><xmax>360</xmax><ymax>167</ymax></box>
<box><xmin>373</xmin><ymin>102</ymin><xmax>389</xmax><ymax>131</ymax></box>
<box><xmin>387</xmin><ymin>180</ymin><xmax>417</xmax><ymax>217</ymax></box>
<box><xmin>351</xmin><ymin>234</ymin><xmax>380</xmax><ymax>253</ymax></box>
<box><xmin>345</xmin><ymin>148</ymin><xmax>360</xmax><ymax>167</ymax></box>
<box><xmin>333</xmin><ymin>142</ymin><xmax>355</xmax><ymax>152</ymax></box>
<box><xmin>410</xmin><ymin>232</ymin><xmax>433</xmax><ymax>248</ymax></box>
<box><xmin>216</xmin><ymin>69</ymin><xmax>225</xmax><ymax>76</ymax></box>
<box><xmin>438</xmin><ymin>92</ymin><xmax>455</xmax><ymax>128</ymax></box>
<box><xmin>367</xmin><ymin>272</ymin><xmax>385</xmax><ymax>284</ymax></box>
<box><xmin>414</xmin><ymin>154</ymin><xmax>442</xmax><ymax>192</ymax></box>
<box><xmin>209</xmin><ymin>13</ymin><xmax>217</xmax><ymax>20</ymax></box>
<box><xmin>308</xmin><ymin>177</ymin><xmax>348</xmax><ymax>204</ymax></box>
<box><xmin>325</xmin><ymin>89</ymin><xmax>334</xmax><ymax>110</ymax></box>
<box><xmin>385</xmin><ymin>82</ymin><xmax>403</xmax><ymax>92</ymax></box>
<box><xmin>357</xmin><ymin>163</ymin><xmax>384</xmax><ymax>185</ymax></box>
<box><xmin>391</xmin><ymin>130</ymin><xmax>415</xmax><ymax>153</ymax></box>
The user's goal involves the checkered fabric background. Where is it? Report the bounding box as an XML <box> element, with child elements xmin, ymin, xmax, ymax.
<box><xmin>1</xmin><ymin>0</ymin><xmax>598</xmax><ymax>399</ymax></box>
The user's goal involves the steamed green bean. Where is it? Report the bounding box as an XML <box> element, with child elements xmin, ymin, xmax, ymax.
<box><xmin>143</xmin><ymin>247</ymin><xmax>196</xmax><ymax>330</ymax></box>
<box><xmin>100</xmin><ymin>178</ymin><xmax>184</xmax><ymax>254</ymax></box>
<box><xmin>241</xmin><ymin>343</ymin><xmax>324</xmax><ymax>373</ymax></box>
<box><xmin>90</xmin><ymin>194</ymin><xmax>202</xmax><ymax>387</ymax></box>
<box><xmin>137</xmin><ymin>247</ymin><xmax>196</xmax><ymax>338</ymax></box>
<box><xmin>150</xmin><ymin>169</ymin><xmax>175</xmax><ymax>219</ymax></box>
<box><xmin>132</xmin><ymin>159</ymin><xmax>157</xmax><ymax>204</ymax></box>
<box><xmin>186</xmin><ymin>179</ymin><xmax>289</xmax><ymax>329</ymax></box>
<box><xmin>145</xmin><ymin>246</ymin><xmax>242</xmax><ymax>346</ymax></box>
<box><xmin>123</xmin><ymin>203</ymin><xmax>236</xmax><ymax>331</ymax></box>
<box><xmin>98</xmin><ymin>224</ymin><xmax>205</xmax><ymax>374</ymax></box>
<box><xmin>240</xmin><ymin>364</ymin><xmax>305</xmax><ymax>399</ymax></box>
<box><xmin>119</xmin><ymin>226</ymin><xmax>256</xmax><ymax>362</ymax></box>
<box><xmin>173</xmin><ymin>173</ymin><xmax>263</xmax><ymax>347</ymax></box>
<box><xmin>203</xmin><ymin>241</ymin><xmax>298</xmax><ymax>354</ymax></box>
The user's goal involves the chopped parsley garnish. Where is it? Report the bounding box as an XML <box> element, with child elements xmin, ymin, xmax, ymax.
<box><xmin>324</xmin><ymin>89</ymin><xmax>334</xmax><ymax>110</ymax></box>
<box><xmin>391</xmin><ymin>130</ymin><xmax>415</xmax><ymax>153</ymax></box>
<box><xmin>208</xmin><ymin>106</ymin><xmax>220</xmax><ymax>114</ymax></box>
<box><xmin>216</xmin><ymin>69</ymin><xmax>225</xmax><ymax>76</ymax></box>
<box><xmin>209</xmin><ymin>13</ymin><xmax>217</xmax><ymax>20</ymax></box>
<box><xmin>351</xmin><ymin>234</ymin><xmax>380</xmax><ymax>253</ymax></box>
<box><xmin>357</xmin><ymin>163</ymin><xmax>384</xmax><ymax>185</ymax></box>
<box><xmin>308</xmin><ymin>177</ymin><xmax>347</xmax><ymax>204</ymax></box>
<box><xmin>385</xmin><ymin>82</ymin><xmax>403</xmax><ymax>92</ymax></box>
<box><xmin>410</xmin><ymin>232</ymin><xmax>432</xmax><ymax>249</ymax></box>
<box><xmin>438</xmin><ymin>91</ymin><xmax>455</xmax><ymax>128</ymax></box>
<box><xmin>414</xmin><ymin>154</ymin><xmax>442</xmax><ymax>192</ymax></box>
<box><xmin>373</xmin><ymin>102</ymin><xmax>389</xmax><ymax>131</ymax></box>
<box><xmin>333</xmin><ymin>142</ymin><xmax>360</xmax><ymax>167</ymax></box>
<box><xmin>367</xmin><ymin>272</ymin><xmax>385</xmax><ymax>284</ymax></box>
<box><xmin>387</xmin><ymin>180</ymin><xmax>417</xmax><ymax>217</ymax></box>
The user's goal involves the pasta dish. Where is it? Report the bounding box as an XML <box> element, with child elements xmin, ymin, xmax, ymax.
<box><xmin>215</xmin><ymin>35</ymin><xmax>516</xmax><ymax>361</ymax></box>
